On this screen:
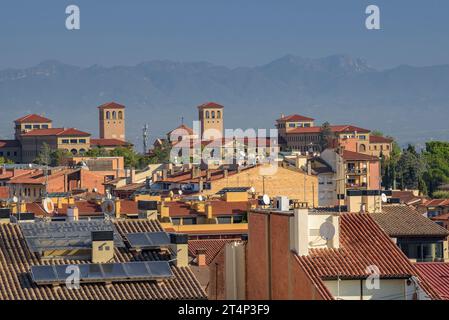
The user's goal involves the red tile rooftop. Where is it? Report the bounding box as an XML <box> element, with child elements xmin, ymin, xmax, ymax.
<box><xmin>342</xmin><ymin>150</ymin><xmax>379</xmax><ymax>161</ymax></box>
<box><xmin>296</xmin><ymin>213</ymin><xmax>440</xmax><ymax>300</ymax></box>
<box><xmin>14</xmin><ymin>114</ymin><xmax>52</xmax><ymax>123</ymax></box>
<box><xmin>197</xmin><ymin>102</ymin><xmax>224</xmax><ymax>109</ymax></box>
<box><xmin>369</xmin><ymin>135</ymin><xmax>394</xmax><ymax>144</ymax></box>
<box><xmin>21</xmin><ymin>128</ymin><xmax>90</xmax><ymax>137</ymax></box>
<box><xmin>415</xmin><ymin>263</ymin><xmax>449</xmax><ymax>300</ymax></box>
<box><xmin>288</xmin><ymin>125</ymin><xmax>371</xmax><ymax>135</ymax></box>
<box><xmin>424</xmin><ymin>199</ymin><xmax>449</xmax><ymax>207</ymax></box>
<box><xmin>97</xmin><ymin>101</ymin><xmax>125</xmax><ymax>109</ymax></box>
<box><xmin>167</xmin><ymin>124</ymin><xmax>195</xmax><ymax>136</ymax></box>
<box><xmin>276</xmin><ymin>114</ymin><xmax>315</xmax><ymax>122</ymax></box>
<box><xmin>90</xmin><ymin>138</ymin><xmax>130</xmax><ymax>147</ymax></box>
<box><xmin>189</xmin><ymin>239</ymin><xmax>240</xmax><ymax>265</ymax></box>
<box><xmin>0</xmin><ymin>140</ymin><xmax>20</xmax><ymax>148</ymax></box>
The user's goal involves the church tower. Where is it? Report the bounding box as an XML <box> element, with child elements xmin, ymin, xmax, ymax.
<box><xmin>98</xmin><ymin>102</ymin><xmax>126</xmax><ymax>141</ymax></box>
<box><xmin>198</xmin><ymin>102</ymin><xmax>224</xmax><ymax>141</ymax></box>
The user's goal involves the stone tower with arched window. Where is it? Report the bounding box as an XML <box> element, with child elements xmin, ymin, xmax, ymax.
<box><xmin>98</xmin><ymin>102</ymin><xmax>126</xmax><ymax>141</ymax></box>
<box><xmin>197</xmin><ymin>102</ymin><xmax>224</xmax><ymax>141</ymax></box>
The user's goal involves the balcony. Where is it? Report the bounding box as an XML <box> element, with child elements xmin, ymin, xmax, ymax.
<box><xmin>346</xmin><ymin>182</ymin><xmax>367</xmax><ymax>189</ymax></box>
<box><xmin>346</xmin><ymin>168</ymin><xmax>367</xmax><ymax>175</ymax></box>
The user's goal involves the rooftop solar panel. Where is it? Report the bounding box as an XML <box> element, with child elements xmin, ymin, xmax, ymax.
<box><xmin>125</xmin><ymin>232</ymin><xmax>171</xmax><ymax>249</ymax></box>
<box><xmin>30</xmin><ymin>261</ymin><xmax>173</xmax><ymax>285</ymax></box>
<box><xmin>21</xmin><ymin>221</ymin><xmax>125</xmax><ymax>253</ymax></box>
<box><xmin>216</xmin><ymin>187</ymin><xmax>250</xmax><ymax>195</ymax></box>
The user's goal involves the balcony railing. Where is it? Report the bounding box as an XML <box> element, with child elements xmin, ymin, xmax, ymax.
<box><xmin>346</xmin><ymin>168</ymin><xmax>367</xmax><ymax>175</ymax></box>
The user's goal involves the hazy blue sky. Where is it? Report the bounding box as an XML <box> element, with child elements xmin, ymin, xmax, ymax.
<box><xmin>0</xmin><ymin>0</ymin><xmax>448</xmax><ymax>69</ymax></box>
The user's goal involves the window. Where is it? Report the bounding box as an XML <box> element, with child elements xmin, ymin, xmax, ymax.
<box><xmin>112</xmin><ymin>111</ymin><xmax>116</xmax><ymax>119</ymax></box>
<box><xmin>359</xmin><ymin>144</ymin><xmax>366</xmax><ymax>152</ymax></box>
<box><xmin>217</xmin><ymin>216</ymin><xmax>232</xmax><ymax>224</ymax></box>
<box><xmin>359</xmin><ymin>135</ymin><xmax>366</xmax><ymax>140</ymax></box>
<box><xmin>25</xmin><ymin>125</ymin><xmax>32</xmax><ymax>129</ymax></box>
<box><xmin>182</xmin><ymin>217</ymin><xmax>197</xmax><ymax>225</ymax></box>
<box><xmin>70</xmin><ymin>139</ymin><xmax>78</xmax><ymax>144</ymax></box>
<box><xmin>233</xmin><ymin>215</ymin><xmax>244</xmax><ymax>224</ymax></box>
<box><xmin>70</xmin><ymin>149</ymin><xmax>77</xmax><ymax>155</ymax></box>
<box><xmin>33</xmin><ymin>125</ymin><xmax>40</xmax><ymax>129</ymax></box>
<box><xmin>217</xmin><ymin>110</ymin><xmax>221</xmax><ymax>119</ymax></box>
<box><xmin>172</xmin><ymin>218</ymin><xmax>181</xmax><ymax>225</ymax></box>
<box><xmin>6</xmin><ymin>152</ymin><xmax>10</xmax><ymax>156</ymax></box>
<box><xmin>211</xmin><ymin>111</ymin><xmax>215</xmax><ymax>118</ymax></box>
<box><xmin>288</xmin><ymin>123</ymin><xmax>295</xmax><ymax>128</ymax></box>
<box><xmin>13</xmin><ymin>152</ymin><xmax>17</xmax><ymax>156</ymax></box>
<box><xmin>205</xmin><ymin>111</ymin><xmax>210</xmax><ymax>119</ymax></box>
<box><xmin>79</xmin><ymin>139</ymin><xmax>86</xmax><ymax>144</ymax></box>
<box><xmin>62</xmin><ymin>139</ymin><xmax>69</xmax><ymax>144</ymax></box>
<box><xmin>106</xmin><ymin>111</ymin><xmax>111</xmax><ymax>119</ymax></box>
<box><xmin>118</xmin><ymin>111</ymin><xmax>123</xmax><ymax>119</ymax></box>
<box><xmin>0</xmin><ymin>152</ymin><xmax>3</xmax><ymax>156</ymax></box>
<box><xmin>42</xmin><ymin>125</ymin><xmax>49</xmax><ymax>129</ymax></box>
<box><xmin>304</xmin><ymin>123</ymin><xmax>311</xmax><ymax>128</ymax></box>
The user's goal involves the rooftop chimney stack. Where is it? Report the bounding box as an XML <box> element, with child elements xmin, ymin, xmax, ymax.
<box><xmin>91</xmin><ymin>231</ymin><xmax>114</xmax><ymax>263</ymax></box>
<box><xmin>196</xmin><ymin>249</ymin><xmax>207</xmax><ymax>267</ymax></box>
<box><xmin>169</xmin><ymin>233</ymin><xmax>189</xmax><ymax>267</ymax></box>
<box><xmin>66</xmin><ymin>206</ymin><xmax>79</xmax><ymax>222</ymax></box>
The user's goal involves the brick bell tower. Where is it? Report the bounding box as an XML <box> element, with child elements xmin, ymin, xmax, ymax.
<box><xmin>98</xmin><ymin>102</ymin><xmax>126</xmax><ymax>141</ymax></box>
<box><xmin>198</xmin><ymin>102</ymin><xmax>224</xmax><ymax>141</ymax></box>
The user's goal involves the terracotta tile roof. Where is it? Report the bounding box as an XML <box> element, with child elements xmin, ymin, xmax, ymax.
<box><xmin>0</xmin><ymin>140</ymin><xmax>20</xmax><ymax>148</ymax></box>
<box><xmin>167</xmin><ymin>124</ymin><xmax>195</xmax><ymax>136</ymax></box>
<box><xmin>392</xmin><ymin>191</ymin><xmax>427</xmax><ymax>205</ymax></box>
<box><xmin>371</xmin><ymin>205</ymin><xmax>449</xmax><ymax>237</ymax></box>
<box><xmin>21</xmin><ymin>128</ymin><xmax>90</xmax><ymax>137</ymax></box>
<box><xmin>197</xmin><ymin>102</ymin><xmax>224</xmax><ymax>109</ymax></box>
<box><xmin>276</xmin><ymin>114</ymin><xmax>315</xmax><ymax>122</ymax></box>
<box><xmin>8</xmin><ymin>169</ymin><xmax>76</xmax><ymax>185</ymax></box>
<box><xmin>188</xmin><ymin>239</ymin><xmax>238</xmax><ymax>265</ymax></box>
<box><xmin>0</xmin><ymin>220</ymin><xmax>206</xmax><ymax>300</ymax></box>
<box><xmin>90</xmin><ymin>138</ymin><xmax>130</xmax><ymax>147</ymax></box>
<box><xmin>424</xmin><ymin>199</ymin><xmax>449</xmax><ymax>207</ymax></box>
<box><xmin>97</xmin><ymin>102</ymin><xmax>125</xmax><ymax>109</ymax></box>
<box><xmin>415</xmin><ymin>263</ymin><xmax>449</xmax><ymax>300</ymax></box>
<box><xmin>0</xmin><ymin>186</ymin><xmax>9</xmax><ymax>199</ymax></box>
<box><xmin>14</xmin><ymin>114</ymin><xmax>52</xmax><ymax>123</ymax></box>
<box><xmin>296</xmin><ymin>213</ymin><xmax>441</xmax><ymax>300</ymax></box>
<box><xmin>288</xmin><ymin>125</ymin><xmax>371</xmax><ymax>135</ymax></box>
<box><xmin>342</xmin><ymin>150</ymin><xmax>379</xmax><ymax>161</ymax></box>
<box><xmin>369</xmin><ymin>135</ymin><xmax>394</xmax><ymax>144</ymax></box>
<box><xmin>432</xmin><ymin>212</ymin><xmax>449</xmax><ymax>221</ymax></box>
<box><xmin>25</xmin><ymin>200</ymin><xmax>139</xmax><ymax>217</ymax></box>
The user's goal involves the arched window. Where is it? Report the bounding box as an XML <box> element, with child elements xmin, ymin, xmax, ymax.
<box><xmin>112</xmin><ymin>111</ymin><xmax>117</xmax><ymax>119</ymax></box>
<box><xmin>211</xmin><ymin>111</ymin><xmax>215</xmax><ymax>119</ymax></box>
<box><xmin>118</xmin><ymin>111</ymin><xmax>123</xmax><ymax>119</ymax></box>
<box><xmin>106</xmin><ymin>111</ymin><xmax>110</xmax><ymax>119</ymax></box>
<box><xmin>217</xmin><ymin>110</ymin><xmax>221</xmax><ymax>119</ymax></box>
<box><xmin>359</xmin><ymin>144</ymin><xmax>366</xmax><ymax>153</ymax></box>
<box><xmin>205</xmin><ymin>111</ymin><xmax>210</xmax><ymax>119</ymax></box>
<box><xmin>70</xmin><ymin>149</ymin><xmax>77</xmax><ymax>155</ymax></box>
<box><xmin>79</xmin><ymin>149</ymin><xmax>86</xmax><ymax>155</ymax></box>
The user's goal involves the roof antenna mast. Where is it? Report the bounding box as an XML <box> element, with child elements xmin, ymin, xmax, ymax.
<box><xmin>142</xmin><ymin>124</ymin><xmax>149</xmax><ymax>154</ymax></box>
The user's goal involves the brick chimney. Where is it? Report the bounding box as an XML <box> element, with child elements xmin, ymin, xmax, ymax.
<box><xmin>196</xmin><ymin>248</ymin><xmax>207</xmax><ymax>267</ymax></box>
<box><xmin>205</xmin><ymin>203</ymin><xmax>213</xmax><ymax>220</ymax></box>
<box><xmin>114</xmin><ymin>198</ymin><xmax>121</xmax><ymax>219</ymax></box>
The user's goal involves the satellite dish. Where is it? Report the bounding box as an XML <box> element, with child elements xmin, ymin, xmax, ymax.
<box><xmin>12</xmin><ymin>196</ymin><xmax>18</xmax><ymax>203</ymax></box>
<box><xmin>93</xmin><ymin>188</ymin><xmax>98</xmax><ymax>193</ymax></box>
<box><xmin>42</xmin><ymin>198</ymin><xmax>54</xmax><ymax>214</ymax></box>
<box><xmin>381</xmin><ymin>193</ymin><xmax>388</xmax><ymax>203</ymax></box>
<box><xmin>319</xmin><ymin>222</ymin><xmax>336</xmax><ymax>241</ymax></box>
<box><xmin>262</xmin><ymin>194</ymin><xmax>270</xmax><ymax>205</ymax></box>
<box><xmin>101</xmin><ymin>199</ymin><xmax>115</xmax><ymax>216</ymax></box>
<box><xmin>178</xmin><ymin>190</ymin><xmax>183</xmax><ymax>195</ymax></box>
<box><xmin>250</xmin><ymin>187</ymin><xmax>256</xmax><ymax>194</ymax></box>
<box><xmin>198</xmin><ymin>195</ymin><xmax>204</xmax><ymax>202</ymax></box>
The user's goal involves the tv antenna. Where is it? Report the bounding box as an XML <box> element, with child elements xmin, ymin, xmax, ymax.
<box><xmin>142</xmin><ymin>124</ymin><xmax>149</xmax><ymax>154</ymax></box>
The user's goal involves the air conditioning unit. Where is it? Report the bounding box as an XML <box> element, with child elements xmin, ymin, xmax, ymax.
<box><xmin>275</xmin><ymin>196</ymin><xmax>289</xmax><ymax>211</ymax></box>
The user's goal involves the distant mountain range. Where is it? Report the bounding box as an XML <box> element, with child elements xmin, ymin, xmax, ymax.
<box><xmin>1</xmin><ymin>54</ymin><xmax>449</xmax><ymax>150</ymax></box>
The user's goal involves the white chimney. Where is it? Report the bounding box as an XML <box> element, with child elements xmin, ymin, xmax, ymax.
<box><xmin>290</xmin><ymin>208</ymin><xmax>309</xmax><ymax>256</ymax></box>
<box><xmin>67</xmin><ymin>206</ymin><xmax>79</xmax><ymax>222</ymax></box>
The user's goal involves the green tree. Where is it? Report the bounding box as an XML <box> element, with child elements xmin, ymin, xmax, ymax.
<box><xmin>422</xmin><ymin>141</ymin><xmax>449</xmax><ymax>195</ymax></box>
<box><xmin>85</xmin><ymin>147</ymin><xmax>110</xmax><ymax>157</ymax></box>
<box><xmin>396</xmin><ymin>144</ymin><xmax>425</xmax><ymax>191</ymax></box>
<box><xmin>34</xmin><ymin>142</ymin><xmax>52</xmax><ymax>166</ymax></box>
<box><xmin>50</xmin><ymin>149</ymin><xmax>72</xmax><ymax>166</ymax></box>
<box><xmin>371</xmin><ymin>130</ymin><xmax>384</xmax><ymax>137</ymax></box>
<box><xmin>0</xmin><ymin>157</ymin><xmax>14</xmax><ymax>165</ymax></box>
<box><xmin>318</xmin><ymin>122</ymin><xmax>333</xmax><ymax>151</ymax></box>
